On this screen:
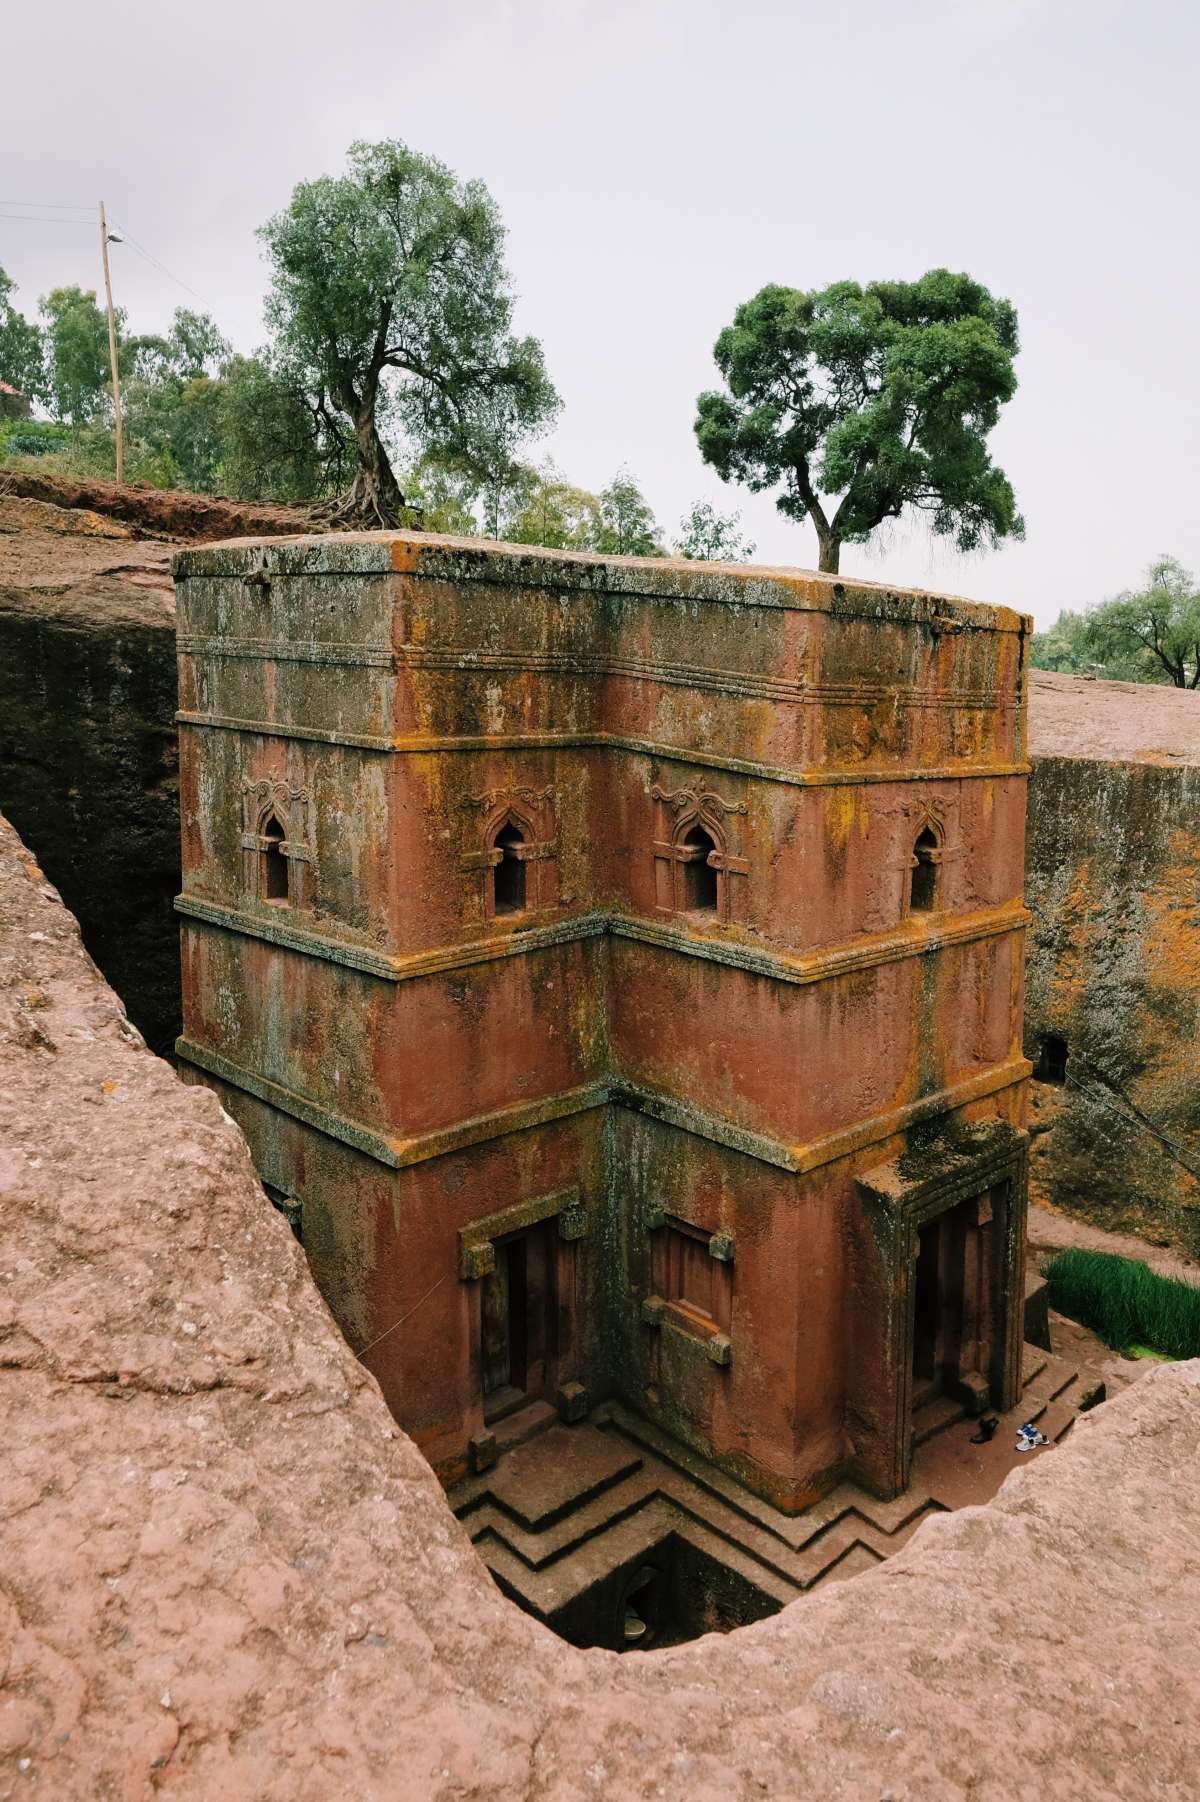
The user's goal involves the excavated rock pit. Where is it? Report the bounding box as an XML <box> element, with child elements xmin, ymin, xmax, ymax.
<box><xmin>0</xmin><ymin>472</ymin><xmax>320</xmax><ymax>1056</ymax></box>
<box><xmin>2</xmin><ymin>806</ymin><xmax>1199</xmax><ymax>1799</ymax></box>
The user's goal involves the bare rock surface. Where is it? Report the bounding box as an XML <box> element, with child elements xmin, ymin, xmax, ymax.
<box><xmin>0</xmin><ymin>466</ymin><xmax>323</xmax><ymax>545</ymax></box>
<box><xmin>1029</xmin><ymin>668</ymin><xmax>1200</xmax><ymax>765</ymax></box>
<box><xmin>3</xmin><ymin>843</ymin><xmax>1200</xmax><ymax>1800</ymax></box>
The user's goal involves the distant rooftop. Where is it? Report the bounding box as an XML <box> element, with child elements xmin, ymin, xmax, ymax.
<box><xmin>1029</xmin><ymin>668</ymin><xmax>1200</xmax><ymax>766</ymax></box>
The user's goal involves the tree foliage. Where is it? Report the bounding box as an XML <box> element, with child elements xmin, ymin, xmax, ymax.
<box><xmin>1082</xmin><ymin>557</ymin><xmax>1200</xmax><ymax>687</ymax></box>
<box><xmin>695</xmin><ymin>269</ymin><xmax>1023</xmax><ymax>573</ymax></box>
<box><xmin>674</xmin><ymin>499</ymin><xmax>755</xmax><ymax>562</ymax></box>
<box><xmin>0</xmin><ymin>266</ymin><xmax>44</xmax><ymax>402</ymax></box>
<box><xmin>117</xmin><ymin>309</ymin><xmax>232</xmax><ymax>490</ymax></box>
<box><xmin>1029</xmin><ymin>558</ymin><xmax>1200</xmax><ymax>687</ymax></box>
<box><xmin>501</xmin><ymin>462</ymin><xmax>600</xmax><ymax>550</ymax></box>
<box><xmin>40</xmin><ymin>285</ymin><xmax>115</xmax><ymax>425</ymax></box>
<box><xmin>592</xmin><ymin>468</ymin><xmax>664</xmax><ymax>556</ymax></box>
<box><xmin>217</xmin><ymin>354</ymin><xmax>346</xmax><ymax>504</ymax></box>
<box><xmin>259</xmin><ymin>138</ymin><xmax>559</xmax><ymax>526</ymax></box>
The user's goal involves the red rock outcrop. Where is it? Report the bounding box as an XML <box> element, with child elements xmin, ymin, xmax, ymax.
<box><xmin>3</xmin><ymin>809</ymin><xmax>1200</xmax><ymax>1798</ymax></box>
<box><xmin>1025</xmin><ymin>670</ymin><xmax>1200</xmax><ymax>1255</ymax></box>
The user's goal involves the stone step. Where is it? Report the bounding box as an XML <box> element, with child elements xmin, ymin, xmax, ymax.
<box><xmin>492</xmin><ymin>1398</ymin><xmax>557</xmax><ymax>1456</ymax></box>
<box><xmin>467</xmin><ymin>1437</ymin><xmax>947</xmax><ymax>1600</ymax></box>
<box><xmin>1038</xmin><ymin>1400</ymin><xmax>1079</xmax><ymax>1445</ymax></box>
<box><xmin>912</xmin><ymin>1392</ymin><xmax>967</xmax><ymax>1446</ymax></box>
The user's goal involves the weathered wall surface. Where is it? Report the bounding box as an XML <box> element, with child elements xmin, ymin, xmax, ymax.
<box><xmin>0</xmin><ymin>478</ymin><xmax>321</xmax><ymax>1056</ymax></box>
<box><xmin>173</xmin><ymin>532</ymin><xmax>1032</xmax><ymax>1504</ymax></box>
<box><xmin>0</xmin><ymin>493</ymin><xmax>181</xmax><ymax>1053</ymax></box>
<box><xmin>1025</xmin><ymin>672</ymin><xmax>1200</xmax><ymax>1256</ymax></box>
<box><xmin>2</xmin><ymin>810</ymin><xmax>1199</xmax><ymax>1800</ymax></box>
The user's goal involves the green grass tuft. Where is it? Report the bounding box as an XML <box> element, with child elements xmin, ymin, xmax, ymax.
<box><xmin>1045</xmin><ymin>1248</ymin><xmax>1200</xmax><ymax>1360</ymax></box>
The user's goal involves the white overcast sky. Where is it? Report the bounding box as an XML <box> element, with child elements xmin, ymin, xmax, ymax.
<box><xmin>2</xmin><ymin>0</ymin><xmax>1196</xmax><ymax>626</ymax></box>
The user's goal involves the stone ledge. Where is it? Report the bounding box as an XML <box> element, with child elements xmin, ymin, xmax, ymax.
<box><xmin>3</xmin><ymin>808</ymin><xmax>1199</xmax><ymax>1800</ymax></box>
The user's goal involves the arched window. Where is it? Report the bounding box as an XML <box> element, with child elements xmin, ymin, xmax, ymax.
<box><xmin>910</xmin><ymin>827</ymin><xmax>939</xmax><ymax>913</ymax></box>
<box><xmin>261</xmin><ymin>814</ymin><xmax>290</xmax><ymax>904</ymax></box>
<box><xmin>682</xmin><ymin>825</ymin><xmax>718</xmax><ymax>912</ymax></box>
<box><xmin>492</xmin><ymin>821</ymin><xmax>526</xmax><ymax>915</ymax></box>
<box><xmin>1035</xmin><ymin>1034</ymin><xmax>1068</xmax><ymax>1084</ymax></box>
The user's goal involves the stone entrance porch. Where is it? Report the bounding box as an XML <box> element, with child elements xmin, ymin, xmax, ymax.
<box><xmin>851</xmin><ymin>1118</ymin><xmax>1029</xmax><ymax>1499</ymax></box>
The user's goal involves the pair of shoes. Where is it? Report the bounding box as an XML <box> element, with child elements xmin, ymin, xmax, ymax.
<box><xmin>970</xmin><ymin>1416</ymin><xmax>1000</xmax><ymax>1444</ymax></box>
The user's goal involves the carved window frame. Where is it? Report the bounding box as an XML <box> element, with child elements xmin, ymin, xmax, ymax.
<box><xmin>650</xmin><ymin>782</ymin><xmax>748</xmax><ymax>925</ymax></box>
<box><xmin>459</xmin><ymin>785</ymin><xmax>559</xmax><ymax>922</ymax></box>
<box><xmin>641</xmin><ymin>1204</ymin><xmax>734</xmax><ymax>1365</ymax></box>
<box><xmin>241</xmin><ymin>777</ymin><xmax>315</xmax><ymax>911</ymax></box>
<box><xmin>900</xmin><ymin>802</ymin><xmax>962</xmax><ymax>921</ymax></box>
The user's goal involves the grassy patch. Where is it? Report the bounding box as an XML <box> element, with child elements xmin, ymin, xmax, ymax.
<box><xmin>1044</xmin><ymin>1248</ymin><xmax>1200</xmax><ymax>1360</ymax></box>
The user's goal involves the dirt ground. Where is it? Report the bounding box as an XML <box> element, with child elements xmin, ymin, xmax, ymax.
<box><xmin>1031</xmin><ymin>1200</ymin><xmax>1200</xmax><ymax>1397</ymax></box>
<box><xmin>1030</xmin><ymin>1198</ymin><xmax>1200</xmax><ymax>1284</ymax></box>
<box><xmin>0</xmin><ymin>462</ymin><xmax>322</xmax><ymax>544</ymax></box>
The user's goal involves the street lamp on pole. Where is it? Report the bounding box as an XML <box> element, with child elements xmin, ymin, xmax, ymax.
<box><xmin>98</xmin><ymin>201</ymin><xmax>124</xmax><ymax>484</ymax></box>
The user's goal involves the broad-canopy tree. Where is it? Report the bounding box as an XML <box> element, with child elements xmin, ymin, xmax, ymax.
<box><xmin>259</xmin><ymin>139</ymin><xmax>559</xmax><ymax>526</ymax></box>
<box><xmin>1079</xmin><ymin>556</ymin><xmax>1200</xmax><ymax>688</ymax></box>
<box><xmin>0</xmin><ymin>267</ymin><xmax>44</xmax><ymax>403</ymax></box>
<box><xmin>695</xmin><ymin>269</ymin><xmax>1023</xmax><ymax>574</ymax></box>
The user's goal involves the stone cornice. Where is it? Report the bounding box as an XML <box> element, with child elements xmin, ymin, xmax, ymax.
<box><xmin>175</xmin><ymin>713</ymin><xmax>1031</xmax><ymax>788</ymax></box>
<box><xmin>174</xmin><ymin>894</ymin><xmax>1030</xmax><ymax>990</ymax></box>
<box><xmin>176</xmin><ymin>1037</ymin><xmax>1031</xmax><ymax>1179</ymax></box>
<box><xmin>178</xmin><ymin>632</ymin><xmax>1019</xmax><ymax>713</ymax></box>
<box><xmin>172</xmin><ymin>531</ymin><xmax>1031</xmax><ymax>639</ymax></box>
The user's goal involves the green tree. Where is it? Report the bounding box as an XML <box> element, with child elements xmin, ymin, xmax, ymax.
<box><xmin>120</xmin><ymin>309</ymin><xmax>233</xmax><ymax>490</ymax></box>
<box><xmin>0</xmin><ymin>267</ymin><xmax>44</xmax><ymax>403</ymax></box>
<box><xmin>1079</xmin><ymin>557</ymin><xmax>1200</xmax><ymax>688</ymax></box>
<box><xmin>695</xmin><ymin>269</ymin><xmax>1023</xmax><ymax>574</ymax></box>
<box><xmin>593</xmin><ymin>468</ymin><xmax>664</xmax><ymax>557</ymax></box>
<box><xmin>218</xmin><ymin>353</ymin><xmax>345</xmax><ymax>504</ymax></box>
<box><xmin>675</xmin><ymin>499</ymin><xmax>755</xmax><ymax>562</ymax></box>
<box><xmin>1028</xmin><ymin>610</ymin><xmax>1095</xmax><ymax>676</ymax></box>
<box><xmin>400</xmin><ymin>452</ymin><xmax>484</xmax><ymax>536</ymax></box>
<box><xmin>259</xmin><ymin>138</ymin><xmax>559</xmax><ymax>527</ymax></box>
<box><xmin>41</xmin><ymin>285</ymin><xmax>115</xmax><ymax>424</ymax></box>
<box><xmin>502</xmin><ymin>462</ymin><xmax>600</xmax><ymax>549</ymax></box>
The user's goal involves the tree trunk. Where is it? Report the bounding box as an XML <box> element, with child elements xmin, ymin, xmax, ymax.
<box><xmin>327</xmin><ymin>377</ymin><xmax>408</xmax><ymax>529</ymax></box>
<box><xmin>817</xmin><ymin>533</ymin><xmax>841</xmax><ymax>574</ymax></box>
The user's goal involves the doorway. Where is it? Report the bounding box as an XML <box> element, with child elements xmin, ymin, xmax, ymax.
<box><xmin>912</xmin><ymin>1218</ymin><xmax>943</xmax><ymax>1407</ymax></box>
<box><xmin>480</xmin><ymin>1222</ymin><xmax>555</xmax><ymax>1423</ymax></box>
<box><xmin>910</xmin><ymin>1191</ymin><xmax>997</xmax><ymax>1418</ymax></box>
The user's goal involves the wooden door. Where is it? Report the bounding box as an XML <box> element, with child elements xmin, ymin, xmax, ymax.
<box><xmin>481</xmin><ymin>1224</ymin><xmax>555</xmax><ymax>1422</ymax></box>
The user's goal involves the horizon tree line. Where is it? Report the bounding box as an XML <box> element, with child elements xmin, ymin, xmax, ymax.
<box><xmin>1</xmin><ymin>134</ymin><xmax>1031</xmax><ymax>590</ymax></box>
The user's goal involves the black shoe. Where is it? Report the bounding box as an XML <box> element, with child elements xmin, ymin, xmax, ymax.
<box><xmin>970</xmin><ymin>1416</ymin><xmax>1000</xmax><ymax>1444</ymax></box>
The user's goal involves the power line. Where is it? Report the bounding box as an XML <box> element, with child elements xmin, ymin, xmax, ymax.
<box><xmin>0</xmin><ymin>200</ymin><xmax>92</xmax><ymax>212</ymax></box>
<box><xmin>116</xmin><ymin>228</ymin><xmax>205</xmax><ymax>302</ymax></box>
<box><xmin>0</xmin><ymin>212</ymin><xmax>92</xmax><ymax>225</ymax></box>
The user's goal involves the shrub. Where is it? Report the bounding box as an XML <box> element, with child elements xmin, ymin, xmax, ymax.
<box><xmin>0</xmin><ymin>419</ymin><xmax>71</xmax><ymax>460</ymax></box>
<box><xmin>1044</xmin><ymin>1248</ymin><xmax>1200</xmax><ymax>1360</ymax></box>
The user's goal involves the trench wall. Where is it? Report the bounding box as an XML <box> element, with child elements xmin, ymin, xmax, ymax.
<box><xmin>1024</xmin><ymin>753</ymin><xmax>1200</xmax><ymax>1256</ymax></box>
<box><xmin>0</xmin><ymin>581</ymin><xmax>180</xmax><ymax>1053</ymax></box>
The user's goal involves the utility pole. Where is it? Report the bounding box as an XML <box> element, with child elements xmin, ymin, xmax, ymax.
<box><xmin>98</xmin><ymin>200</ymin><xmax>124</xmax><ymax>484</ymax></box>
